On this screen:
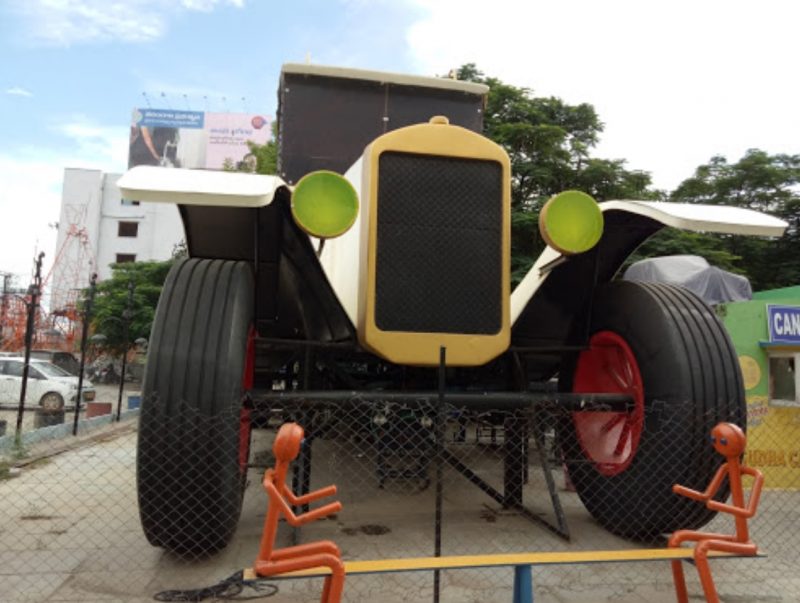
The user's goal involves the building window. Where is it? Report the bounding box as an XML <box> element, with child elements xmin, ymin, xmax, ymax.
<box><xmin>121</xmin><ymin>198</ymin><xmax>140</xmax><ymax>206</ymax></box>
<box><xmin>769</xmin><ymin>353</ymin><xmax>799</xmax><ymax>406</ymax></box>
<box><xmin>116</xmin><ymin>253</ymin><xmax>136</xmax><ymax>264</ymax></box>
<box><xmin>118</xmin><ymin>221</ymin><xmax>139</xmax><ymax>237</ymax></box>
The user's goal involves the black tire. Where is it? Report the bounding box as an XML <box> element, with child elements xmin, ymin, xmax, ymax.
<box><xmin>39</xmin><ymin>391</ymin><xmax>64</xmax><ymax>411</ymax></box>
<box><xmin>137</xmin><ymin>258</ymin><xmax>253</xmax><ymax>556</ymax></box>
<box><xmin>560</xmin><ymin>281</ymin><xmax>745</xmax><ymax>541</ymax></box>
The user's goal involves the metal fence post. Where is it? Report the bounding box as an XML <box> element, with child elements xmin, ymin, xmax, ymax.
<box><xmin>116</xmin><ymin>280</ymin><xmax>135</xmax><ymax>421</ymax></box>
<box><xmin>15</xmin><ymin>252</ymin><xmax>44</xmax><ymax>438</ymax></box>
<box><xmin>433</xmin><ymin>346</ymin><xmax>446</xmax><ymax>603</ymax></box>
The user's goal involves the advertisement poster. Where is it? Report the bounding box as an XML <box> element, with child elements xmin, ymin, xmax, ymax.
<box><xmin>128</xmin><ymin>108</ymin><xmax>271</xmax><ymax>170</ymax></box>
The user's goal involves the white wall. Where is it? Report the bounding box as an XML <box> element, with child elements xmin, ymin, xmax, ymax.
<box><xmin>50</xmin><ymin>169</ymin><xmax>185</xmax><ymax>311</ymax></box>
<box><xmin>50</xmin><ymin>168</ymin><xmax>103</xmax><ymax>312</ymax></box>
<box><xmin>93</xmin><ymin>173</ymin><xmax>184</xmax><ymax>279</ymax></box>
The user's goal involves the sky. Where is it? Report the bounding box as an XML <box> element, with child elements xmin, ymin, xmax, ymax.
<box><xmin>0</xmin><ymin>0</ymin><xmax>798</xmax><ymax>282</ymax></box>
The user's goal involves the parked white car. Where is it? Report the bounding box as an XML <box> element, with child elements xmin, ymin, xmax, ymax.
<box><xmin>0</xmin><ymin>357</ymin><xmax>95</xmax><ymax>410</ymax></box>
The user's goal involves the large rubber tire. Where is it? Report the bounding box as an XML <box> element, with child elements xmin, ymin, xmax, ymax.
<box><xmin>560</xmin><ymin>281</ymin><xmax>745</xmax><ymax>541</ymax></box>
<box><xmin>137</xmin><ymin>258</ymin><xmax>253</xmax><ymax>556</ymax></box>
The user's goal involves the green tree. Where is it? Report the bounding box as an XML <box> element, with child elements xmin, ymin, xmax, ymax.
<box><xmin>247</xmin><ymin>136</ymin><xmax>278</xmax><ymax>174</ymax></box>
<box><xmin>456</xmin><ymin>64</ymin><xmax>658</xmax><ymax>282</ymax></box>
<box><xmin>245</xmin><ymin>121</ymin><xmax>279</xmax><ymax>175</ymax></box>
<box><xmin>90</xmin><ymin>260</ymin><xmax>174</xmax><ymax>353</ymax></box>
<box><xmin>626</xmin><ymin>229</ymin><xmax>742</xmax><ymax>274</ymax></box>
<box><xmin>666</xmin><ymin>150</ymin><xmax>800</xmax><ymax>290</ymax></box>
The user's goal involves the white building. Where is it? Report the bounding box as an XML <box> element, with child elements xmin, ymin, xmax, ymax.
<box><xmin>50</xmin><ymin>168</ymin><xmax>184</xmax><ymax>311</ymax></box>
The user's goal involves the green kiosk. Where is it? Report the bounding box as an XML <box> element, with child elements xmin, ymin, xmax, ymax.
<box><xmin>722</xmin><ymin>285</ymin><xmax>800</xmax><ymax>488</ymax></box>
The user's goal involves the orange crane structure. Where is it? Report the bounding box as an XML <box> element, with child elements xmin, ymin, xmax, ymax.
<box><xmin>0</xmin><ymin>256</ymin><xmax>46</xmax><ymax>352</ymax></box>
<box><xmin>0</xmin><ymin>272</ymin><xmax>28</xmax><ymax>350</ymax></box>
<box><xmin>43</xmin><ymin>205</ymin><xmax>98</xmax><ymax>351</ymax></box>
<box><xmin>0</xmin><ymin>204</ymin><xmax>97</xmax><ymax>353</ymax></box>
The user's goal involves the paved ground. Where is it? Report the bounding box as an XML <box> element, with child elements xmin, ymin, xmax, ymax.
<box><xmin>0</xmin><ymin>417</ymin><xmax>796</xmax><ymax>602</ymax></box>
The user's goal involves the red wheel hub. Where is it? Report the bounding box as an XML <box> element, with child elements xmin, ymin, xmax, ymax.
<box><xmin>572</xmin><ymin>330</ymin><xmax>644</xmax><ymax>476</ymax></box>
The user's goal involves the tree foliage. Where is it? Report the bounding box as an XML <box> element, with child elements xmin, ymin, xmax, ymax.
<box><xmin>247</xmin><ymin>137</ymin><xmax>278</xmax><ymax>175</ymax></box>
<box><xmin>459</xmin><ymin>65</ymin><xmax>798</xmax><ymax>290</ymax></box>
<box><xmin>242</xmin><ymin>120</ymin><xmax>279</xmax><ymax>175</ymax></box>
<box><xmin>456</xmin><ymin>64</ymin><xmax>658</xmax><ymax>282</ymax></box>
<box><xmin>625</xmin><ymin>229</ymin><xmax>742</xmax><ymax>274</ymax></box>
<box><xmin>633</xmin><ymin>150</ymin><xmax>799</xmax><ymax>290</ymax></box>
<box><xmin>90</xmin><ymin>260</ymin><xmax>174</xmax><ymax>353</ymax></box>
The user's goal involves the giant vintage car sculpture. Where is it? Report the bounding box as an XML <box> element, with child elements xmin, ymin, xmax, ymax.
<box><xmin>119</xmin><ymin>64</ymin><xmax>787</xmax><ymax>555</ymax></box>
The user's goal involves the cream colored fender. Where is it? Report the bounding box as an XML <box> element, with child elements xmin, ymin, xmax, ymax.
<box><xmin>117</xmin><ymin>165</ymin><xmax>288</xmax><ymax>207</ymax></box>
<box><xmin>315</xmin><ymin>159</ymin><xmax>365</xmax><ymax>327</ymax></box>
<box><xmin>510</xmin><ymin>200</ymin><xmax>789</xmax><ymax>325</ymax></box>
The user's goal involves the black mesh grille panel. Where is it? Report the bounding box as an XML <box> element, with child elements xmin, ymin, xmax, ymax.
<box><xmin>375</xmin><ymin>152</ymin><xmax>503</xmax><ymax>334</ymax></box>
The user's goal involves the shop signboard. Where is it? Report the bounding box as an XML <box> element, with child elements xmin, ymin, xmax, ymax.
<box><xmin>767</xmin><ymin>304</ymin><xmax>800</xmax><ymax>344</ymax></box>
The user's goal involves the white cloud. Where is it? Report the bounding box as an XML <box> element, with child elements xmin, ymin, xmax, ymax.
<box><xmin>0</xmin><ymin>152</ymin><xmax>64</xmax><ymax>279</ymax></box>
<box><xmin>0</xmin><ymin>117</ymin><xmax>128</xmax><ymax>279</ymax></box>
<box><xmin>404</xmin><ymin>0</ymin><xmax>800</xmax><ymax>191</ymax></box>
<box><xmin>5</xmin><ymin>87</ymin><xmax>33</xmax><ymax>97</ymax></box>
<box><xmin>13</xmin><ymin>0</ymin><xmax>245</xmax><ymax>46</ymax></box>
<box><xmin>181</xmin><ymin>0</ymin><xmax>244</xmax><ymax>11</ymax></box>
<box><xmin>53</xmin><ymin>116</ymin><xmax>130</xmax><ymax>169</ymax></box>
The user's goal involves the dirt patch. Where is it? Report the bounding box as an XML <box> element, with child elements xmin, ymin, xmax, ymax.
<box><xmin>20</xmin><ymin>513</ymin><xmax>59</xmax><ymax>521</ymax></box>
<box><xmin>341</xmin><ymin>524</ymin><xmax>391</xmax><ymax>536</ymax></box>
<box><xmin>479</xmin><ymin>507</ymin><xmax>497</xmax><ymax>523</ymax></box>
<box><xmin>25</xmin><ymin>457</ymin><xmax>51</xmax><ymax>470</ymax></box>
<box><xmin>359</xmin><ymin>524</ymin><xmax>391</xmax><ymax>536</ymax></box>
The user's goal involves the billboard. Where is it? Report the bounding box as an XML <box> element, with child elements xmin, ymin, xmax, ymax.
<box><xmin>128</xmin><ymin>109</ymin><xmax>271</xmax><ymax>170</ymax></box>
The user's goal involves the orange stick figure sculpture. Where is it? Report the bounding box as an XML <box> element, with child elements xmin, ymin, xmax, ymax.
<box><xmin>253</xmin><ymin>422</ymin><xmax>345</xmax><ymax>603</ymax></box>
<box><xmin>669</xmin><ymin>422</ymin><xmax>764</xmax><ymax>603</ymax></box>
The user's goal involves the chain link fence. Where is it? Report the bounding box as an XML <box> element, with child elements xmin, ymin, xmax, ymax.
<box><xmin>1</xmin><ymin>385</ymin><xmax>798</xmax><ymax>602</ymax></box>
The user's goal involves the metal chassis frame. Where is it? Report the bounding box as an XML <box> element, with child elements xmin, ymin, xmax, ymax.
<box><xmin>246</xmin><ymin>382</ymin><xmax>632</xmax><ymax>543</ymax></box>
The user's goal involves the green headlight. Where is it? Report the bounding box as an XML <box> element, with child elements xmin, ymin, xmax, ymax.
<box><xmin>539</xmin><ymin>190</ymin><xmax>603</xmax><ymax>255</ymax></box>
<box><xmin>291</xmin><ymin>170</ymin><xmax>359</xmax><ymax>239</ymax></box>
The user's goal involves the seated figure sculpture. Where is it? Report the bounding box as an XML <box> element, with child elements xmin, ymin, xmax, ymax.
<box><xmin>253</xmin><ymin>422</ymin><xmax>344</xmax><ymax>603</ymax></box>
<box><xmin>669</xmin><ymin>422</ymin><xmax>764</xmax><ymax>603</ymax></box>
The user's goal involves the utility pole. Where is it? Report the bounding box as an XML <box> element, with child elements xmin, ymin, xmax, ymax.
<box><xmin>73</xmin><ymin>273</ymin><xmax>98</xmax><ymax>436</ymax></box>
<box><xmin>15</xmin><ymin>253</ymin><xmax>44</xmax><ymax>437</ymax></box>
<box><xmin>0</xmin><ymin>272</ymin><xmax>11</xmax><ymax>348</ymax></box>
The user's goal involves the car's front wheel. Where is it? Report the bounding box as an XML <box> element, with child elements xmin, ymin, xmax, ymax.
<box><xmin>39</xmin><ymin>392</ymin><xmax>64</xmax><ymax>411</ymax></box>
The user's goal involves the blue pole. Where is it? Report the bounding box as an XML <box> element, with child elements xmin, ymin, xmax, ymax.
<box><xmin>512</xmin><ymin>565</ymin><xmax>533</xmax><ymax>603</ymax></box>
